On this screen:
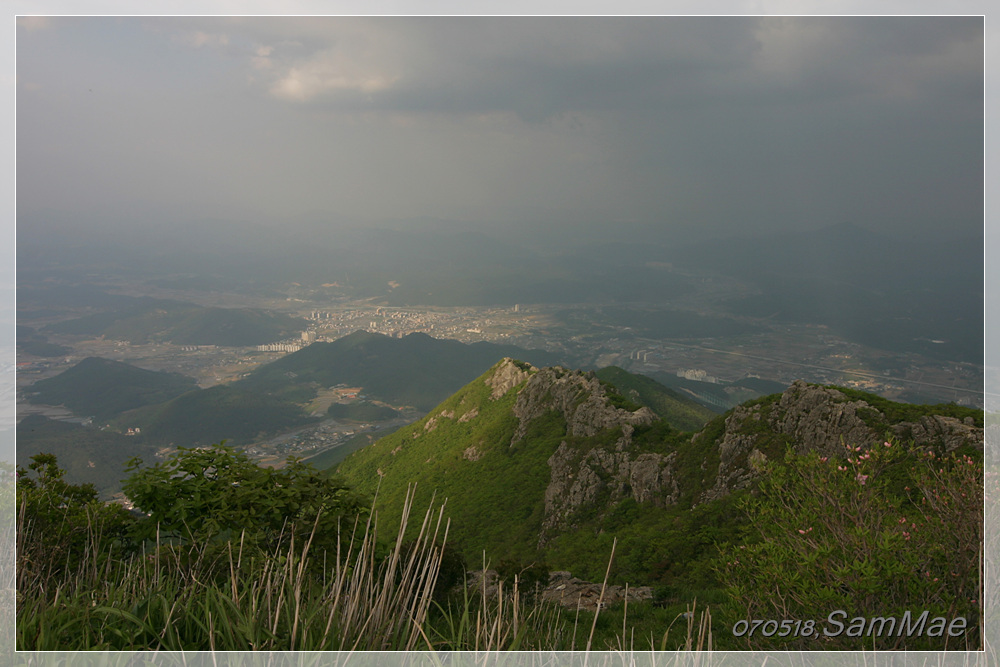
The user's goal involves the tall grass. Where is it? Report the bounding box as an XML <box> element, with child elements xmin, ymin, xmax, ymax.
<box><xmin>15</xmin><ymin>483</ymin><xmax>714</xmax><ymax>652</ymax></box>
<box><xmin>17</xmin><ymin>485</ymin><xmax>453</xmax><ymax>651</ymax></box>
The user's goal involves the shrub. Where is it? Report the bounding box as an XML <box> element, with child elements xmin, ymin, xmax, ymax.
<box><xmin>716</xmin><ymin>438</ymin><xmax>982</xmax><ymax>650</ymax></box>
<box><xmin>16</xmin><ymin>453</ymin><xmax>137</xmax><ymax>585</ymax></box>
<box><xmin>122</xmin><ymin>443</ymin><xmax>368</xmax><ymax>560</ymax></box>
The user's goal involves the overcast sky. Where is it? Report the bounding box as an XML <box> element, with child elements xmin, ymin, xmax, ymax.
<box><xmin>15</xmin><ymin>15</ymin><xmax>984</xmax><ymax>241</ymax></box>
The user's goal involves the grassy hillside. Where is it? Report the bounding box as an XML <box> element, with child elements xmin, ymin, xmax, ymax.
<box><xmin>336</xmin><ymin>363</ymin><xmax>985</xmax><ymax>589</ymax></box>
<box><xmin>335</xmin><ymin>367</ymin><xmax>539</xmax><ymax>561</ymax></box>
<box><xmin>335</xmin><ymin>360</ymin><xmax>733</xmax><ymax>586</ymax></box>
<box><xmin>27</xmin><ymin>357</ymin><xmax>199</xmax><ymax>420</ymax></box>
<box><xmin>595</xmin><ymin>366</ymin><xmax>716</xmax><ymax>431</ymax></box>
<box><xmin>239</xmin><ymin>330</ymin><xmax>557</xmax><ymax>411</ymax></box>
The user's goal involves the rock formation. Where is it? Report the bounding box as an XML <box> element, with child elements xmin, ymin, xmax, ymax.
<box><xmin>698</xmin><ymin>380</ymin><xmax>984</xmax><ymax>502</ymax></box>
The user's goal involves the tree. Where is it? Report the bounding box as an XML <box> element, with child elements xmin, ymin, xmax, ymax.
<box><xmin>123</xmin><ymin>442</ymin><xmax>369</xmax><ymax>558</ymax></box>
<box><xmin>17</xmin><ymin>453</ymin><xmax>136</xmax><ymax>584</ymax></box>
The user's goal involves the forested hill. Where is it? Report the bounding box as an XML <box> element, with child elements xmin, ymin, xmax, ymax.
<box><xmin>238</xmin><ymin>330</ymin><xmax>558</xmax><ymax>412</ymax></box>
<box><xmin>25</xmin><ymin>357</ymin><xmax>199</xmax><ymax>420</ymax></box>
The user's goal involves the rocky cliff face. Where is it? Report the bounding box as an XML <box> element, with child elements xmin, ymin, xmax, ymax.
<box><xmin>480</xmin><ymin>365</ymin><xmax>985</xmax><ymax>537</ymax></box>
<box><xmin>542</xmin><ymin>425</ymin><xmax>679</xmax><ymax>543</ymax></box>
<box><xmin>497</xmin><ymin>363</ymin><xmax>667</xmax><ymax>543</ymax></box>
<box><xmin>510</xmin><ymin>365</ymin><xmax>656</xmax><ymax>444</ymax></box>
<box><xmin>697</xmin><ymin>380</ymin><xmax>984</xmax><ymax>503</ymax></box>
<box><xmin>485</xmin><ymin>358</ymin><xmax>536</xmax><ymax>400</ymax></box>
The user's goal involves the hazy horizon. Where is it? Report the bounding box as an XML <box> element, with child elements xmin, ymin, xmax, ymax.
<box><xmin>14</xmin><ymin>15</ymin><xmax>987</xmax><ymax>394</ymax></box>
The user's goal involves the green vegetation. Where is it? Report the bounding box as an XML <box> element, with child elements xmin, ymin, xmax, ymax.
<box><xmin>717</xmin><ymin>439</ymin><xmax>982</xmax><ymax>650</ymax></box>
<box><xmin>123</xmin><ymin>444</ymin><xmax>367</xmax><ymax>555</ymax></box>
<box><xmin>15</xmin><ymin>415</ymin><xmax>159</xmax><ymax>498</ymax></box>
<box><xmin>596</xmin><ymin>366</ymin><xmax>716</xmax><ymax>431</ymax></box>
<box><xmin>17</xmin><ymin>450</ymin><xmax>445</xmax><ymax>650</ymax></box>
<box><xmin>15</xmin><ymin>361</ymin><xmax>985</xmax><ymax>651</ymax></box>
<box><xmin>27</xmin><ymin>357</ymin><xmax>199</xmax><ymax>420</ymax></box>
<box><xmin>335</xmin><ymin>366</ymin><xmax>542</xmax><ymax>563</ymax></box>
<box><xmin>114</xmin><ymin>385</ymin><xmax>317</xmax><ymax>447</ymax></box>
<box><xmin>17</xmin><ymin>449</ymin><xmax>716</xmax><ymax>651</ymax></box>
<box><xmin>335</xmin><ymin>361</ymin><xmax>731</xmax><ymax>587</ymax></box>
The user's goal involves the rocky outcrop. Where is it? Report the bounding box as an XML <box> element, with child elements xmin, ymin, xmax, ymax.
<box><xmin>511</xmin><ymin>366</ymin><xmax>655</xmax><ymax>445</ymax></box>
<box><xmin>487</xmin><ymin>363</ymin><xmax>667</xmax><ymax>542</ymax></box>
<box><xmin>542</xmin><ymin>571</ymin><xmax>653</xmax><ymax>611</ymax></box>
<box><xmin>893</xmin><ymin>415</ymin><xmax>984</xmax><ymax>452</ymax></box>
<box><xmin>698</xmin><ymin>380</ymin><xmax>984</xmax><ymax>503</ymax></box>
<box><xmin>542</xmin><ymin>427</ymin><xmax>679</xmax><ymax>542</ymax></box>
<box><xmin>485</xmin><ymin>358</ymin><xmax>535</xmax><ymax>400</ymax></box>
<box><xmin>773</xmin><ymin>381</ymin><xmax>876</xmax><ymax>457</ymax></box>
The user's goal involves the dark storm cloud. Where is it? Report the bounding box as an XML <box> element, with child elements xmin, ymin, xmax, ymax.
<box><xmin>250</xmin><ymin>17</ymin><xmax>979</xmax><ymax>119</ymax></box>
<box><xmin>15</xmin><ymin>16</ymin><xmax>983</xmax><ymax>239</ymax></box>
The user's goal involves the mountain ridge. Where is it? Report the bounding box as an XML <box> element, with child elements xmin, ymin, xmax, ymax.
<box><xmin>335</xmin><ymin>358</ymin><xmax>984</xmax><ymax>584</ymax></box>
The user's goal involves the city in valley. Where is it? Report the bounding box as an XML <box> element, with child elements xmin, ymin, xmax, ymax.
<box><xmin>16</xmin><ymin>276</ymin><xmax>984</xmax><ymax>466</ymax></box>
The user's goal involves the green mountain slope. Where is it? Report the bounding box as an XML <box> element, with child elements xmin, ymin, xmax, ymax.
<box><xmin>26</xmin><ymin>357</ymin><xmax>199</xmax><ymax>420</ymax></box>
<box><xmin>336</xmin><ymin>361</ymin><xmax>985</xmax><ymax>587</ymax></box>
<box><xmin>595</xmin><ymin>366</ymin><xmax>716</xmax><ymax>431</ymax></box>
<box><xmin>239</xmin><ymin>330</ymin><xmax>557</xmax><ymax>411</ymax></box>
<box><xmin>336</xmin><ymin>358</ymin><xmax>725</xmax><ymax>583</ymax></box>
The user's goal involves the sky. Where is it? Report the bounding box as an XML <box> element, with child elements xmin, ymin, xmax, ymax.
<box><xmin>15</xmin><ymin>15</ymin><xmax>984</xmax><ymax>242</ymax></box>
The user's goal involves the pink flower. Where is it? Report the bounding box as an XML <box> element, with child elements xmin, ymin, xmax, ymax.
<box><xmin>884</xmin><ymin>441</ymin><xmax>892</xmax><ymax>447</ymax></box>
<box><xmin>856</xmin><ymin>474</ymin><xmax>869</xmax><ymax>485</ymax></box>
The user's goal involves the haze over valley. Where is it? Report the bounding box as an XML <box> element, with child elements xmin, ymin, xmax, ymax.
<box><xmin>16</xmin><ymin>212</ymin><xmax>983</xmax><ymax>493</ymax></box>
